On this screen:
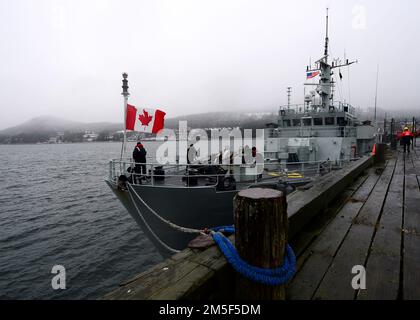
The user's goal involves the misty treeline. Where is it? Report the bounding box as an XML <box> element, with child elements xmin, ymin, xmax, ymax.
<box><xmin>164</xmin><ymin>112</ymin><xmax>276</xmax><ymax>130</ymax></box>
<box><xmin>0</xmin><ymin>112</ymin><xmax>277</xmax><ymax>144</ymax></box>
<box><xmin>0</xmin><ymin>132</ymin><xmax>53</xmax><ymax>144</ymax></box>
<box><xmin>1</xmin><ymin>110</ymin><xmax>418</xmax><ymax>144</ymax></box>
<box><xmin>0</xmin><ymin>131</ymin><xmax>123</xmax><ymax>144</ymax></box>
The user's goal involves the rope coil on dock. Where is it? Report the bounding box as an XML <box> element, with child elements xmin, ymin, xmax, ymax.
<box><xmin>127</xmin><ymin>184</ymin><xmax>296</xmax><ymax>285</ymax></box>
<box><xmin>211</xmin><ymin>226</ymin><xmax>296</xmax><ymax>286</ymax></box>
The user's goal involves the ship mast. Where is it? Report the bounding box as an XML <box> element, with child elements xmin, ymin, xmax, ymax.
<box><xmin>313</xmin><ymin>9</ymin><xmax>332</xmax><ymax>109</ymax></box>
<box><xmin>305</xmin><ymin>8</ymin><xmax>357</xmax><ymax>110</ymax></box>
<box><xmin>324</xmin><ymin>8</ymin><xmax>329</xmax><ymax>62</ymax></box>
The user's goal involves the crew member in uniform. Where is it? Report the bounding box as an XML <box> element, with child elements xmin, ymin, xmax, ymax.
<box><xmin>401</xmin><ymin>127</ymin><xmax>414</xmax><ymax>154</ymax></box>
<box><xmin>133</xmin><ymin>142</ymin><xmax>147</xmax><ymax>182</ymax></box>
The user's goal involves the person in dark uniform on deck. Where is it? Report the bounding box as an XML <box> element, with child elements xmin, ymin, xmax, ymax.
<box><xmin>133</xmin><ymin>142</ymin><xmax>147</xmax><ymax>182</ymax></box>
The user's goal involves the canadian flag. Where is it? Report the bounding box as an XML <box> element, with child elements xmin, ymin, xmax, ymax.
<box><xmin>125</xmin><ymin>104</ymin><xmax>166</xmax><ymax>134</ymax></box>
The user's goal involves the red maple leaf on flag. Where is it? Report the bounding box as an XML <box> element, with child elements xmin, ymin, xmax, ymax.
<box><xmin>138</xmin><ymin>109</ymin><xmax>153</xmax><ymax>127</ymax></box>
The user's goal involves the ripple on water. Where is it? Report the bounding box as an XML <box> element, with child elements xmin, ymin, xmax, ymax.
<box><xmin>0</xmin><ymin>142</ymin><xmax>164</xmax><ymax>299</ymax></box>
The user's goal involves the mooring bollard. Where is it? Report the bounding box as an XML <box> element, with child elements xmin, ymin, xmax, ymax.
<box><xmin>375</xmin><ymin>143</ymin><xmax>386</xmax><ymax>164</ymax></box>
<box><xmin>234</xmin><ymin>188</ymin><xmax>288</xmax><ymax>300</ymax></box>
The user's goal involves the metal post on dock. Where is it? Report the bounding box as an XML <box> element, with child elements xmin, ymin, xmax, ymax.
<box><xmin>234</xmin><ymin>188</ymin><xmax>288</xmax><ymax>300</ymax></box>
<box><xmin>390</xmin><ymin>118</ymin><xmax>397</xmax><ymax>150</ymax></box>
<box><xmin>374</xmin><ymin>143</ymin><xmax>386</xmax><ymax>165</ymax></box>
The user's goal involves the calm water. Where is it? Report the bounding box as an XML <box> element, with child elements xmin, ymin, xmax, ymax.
<box><xmin>0</xmin><ymin>142</ymin><xmax>164</xmax><ymax>299</ymax></box>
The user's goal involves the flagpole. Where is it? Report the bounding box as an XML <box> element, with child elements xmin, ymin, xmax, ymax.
<box><xmin>374</xmin><ymin>64</ymin><xmax>379</xmax><ymax>141</ymax></box>
<box><xmin>121</xmin><ymin>73</ymin><xmax>130</xmax><ymax>164</ymax></box>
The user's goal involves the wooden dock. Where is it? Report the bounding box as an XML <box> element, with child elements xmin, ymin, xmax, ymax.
<box><xmin>104</xmin><ymin>146</ymin><xmax>420</xmax><ymax>300</ymax></box>
<box><xmin>289</xmin><ymin>147</ymin><xmax>420</xmax><ymax>300</ymax></box>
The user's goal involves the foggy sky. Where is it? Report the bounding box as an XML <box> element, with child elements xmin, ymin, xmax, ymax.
<box><xmin>1</xmin><ymin>0</ymin><xmax>419</xmax><ymax>129</ymax></box>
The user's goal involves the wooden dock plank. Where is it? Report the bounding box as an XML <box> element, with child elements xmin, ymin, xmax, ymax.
<box><xmin>312</xmin><ymin>159</ymin><xmax>396</xmax><ymax>300</ymax></box>
<box><xmin>393</xmin><ymin>154</ymin><xmax>405</xmax><ymax>176</ymax></box>
<box><xmin>351</xmin><ymin>159</ymin><xmax>396</xmax><ymax>227</ymax></box>
<box><xmin>287</xmin><ymin>156</ymin><xmax>373</xmax><ymax>238</ymax></box>
<box><xmin>403</xmin><ymin>233</ymin><xmax>420</xmax><ymax>300</ymax></box>
<box><xmin>404</xmin><ymin>174</ymin><xmax>420</xmax><ymax>236</ymax></box>
<box><xmin>405</xmin><ymin>158</ymin><xmax>417</xmax><ymax>176</ymax></box>
<box><xmin>288</xmin><ymin>169</ymin><xmax>381</xmax><ymax>300</ymax></box>
<box><xmin>104</xmin><ymin>254</ymin><xmax>208</xmax><ymax>300</ymax></box>
<box><xmin>149</xmin><ymin>264</ymin><xmax>215</xmax><ymax>300</ymax></box>
<box><xmin>358</xmin><ymin>155</ymin><xmax>404</xmax><ymax>300</ymax></box>
<box><xmin>410</xmin><ymin>147</ymin><xmax>420</xmax><ymax>175</ymax></box>
<box><xmin>313</xmin><ymin>224</ymin><xmax>373</xmax><ymax>300</ymax></box>
<box><xmin>403</xmin><ymin>174</ymin><xmax>420</xmax><ymax>300</ymax></box>
<box><xmin>290</xmin><ymin>174</ymin><xmax>369</xmax><ymax>259</ymax></box>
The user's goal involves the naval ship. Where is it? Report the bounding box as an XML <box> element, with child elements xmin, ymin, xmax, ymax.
<box><xmin>106</xmin><ymin>12</ymin><xmax>375</xmax><ymax>257</ymax></box>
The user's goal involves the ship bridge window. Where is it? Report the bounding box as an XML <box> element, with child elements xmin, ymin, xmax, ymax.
<box><xmin>283</xmin><ymin>120</ymin><xmax>291</xmax><ymax>127</ymax></box>
<box><xmin>314</xmin><ymin>118</ymin><xmax>323</xmax><ymax>126</ymax></box>
<box><xmin>292</xmin><ymin>119</ymin><xmax>301</xmax><ymax>127</ymax></box>
<box><xmin>325</xmin><ymin>117</ymin><xmax>335</xmax><ymax>125</ymax></box>
<box><xmin>303</xmin><ymin>118</ymin><xmax>312</xmax><ymax>126</ymax></box>
<box><xmin>337</xmin><ymin>117</ymin><xmax>347</xmax><ymax>126</ymax></box>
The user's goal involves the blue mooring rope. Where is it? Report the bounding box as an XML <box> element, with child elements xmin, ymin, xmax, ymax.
<box><xmin>211</xmin><ymin>226</ymin><xmax>296</xmax><ymax>286</ymax></box>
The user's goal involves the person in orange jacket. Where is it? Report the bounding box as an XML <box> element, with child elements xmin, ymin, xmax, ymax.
<box><xmin>401</xmin><ymin>127</ymin><xmax>414</xmax><ymax>153</ymax></box>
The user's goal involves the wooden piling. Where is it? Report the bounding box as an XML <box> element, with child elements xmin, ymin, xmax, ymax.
<box><xmin>234</xmin><ymin>188</ymin><xmax>288</xmax><ymax>300</ymax></box>
<box><xmin>375</xmin><ymin>143</ymin><xmax>386</xmax><ymax>164</ymax></box>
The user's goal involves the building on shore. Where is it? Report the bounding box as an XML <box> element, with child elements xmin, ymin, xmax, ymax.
<box><xmin>83</xmin><ymin>130</ymin><xmax>99</xmax><ymax>142</ymax></box>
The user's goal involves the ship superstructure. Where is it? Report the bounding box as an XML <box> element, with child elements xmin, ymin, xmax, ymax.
<box><xmin>264</xmin><ymin>10</ymin><xmax>375</xmax><ymax>163</ymax></box>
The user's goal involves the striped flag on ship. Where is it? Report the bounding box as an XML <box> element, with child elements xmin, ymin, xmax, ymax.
<box><xmin>306</xmin><ymin>71</ymin><xmax>320</xmax><ymax>79</ymax></box>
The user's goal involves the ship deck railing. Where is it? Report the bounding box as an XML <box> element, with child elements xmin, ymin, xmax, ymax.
<box><xmin>270</xmin><ymin>126</ymin><xmax>358</xmax><ymax>138</ymax></box>
<box><xmin>279</xmin><ymin>101</ymin><xmax>357</xmax><ymax>115</ymax></box>
<box><xmin>107</xmin><ymin>158</ymin><xmax>362</xmax><ymax>189</ymax></box>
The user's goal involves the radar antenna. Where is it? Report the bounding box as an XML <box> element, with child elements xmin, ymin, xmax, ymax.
<box><xmin>324</xmin><ymin>8</ymin><xmax>329</xmax><ymax>62</ymax></box>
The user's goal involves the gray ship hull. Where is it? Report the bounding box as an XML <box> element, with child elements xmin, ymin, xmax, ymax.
<box><xmin>106</xmin><ymin>180</ymin><xmax>236</xmax><ymax>257</ymax></box>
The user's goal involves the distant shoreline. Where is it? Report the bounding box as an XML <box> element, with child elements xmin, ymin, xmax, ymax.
<box><xmin>0</xmin><ymin>140</ymin><xmax>164</xmax><ymax>146</ymax></box>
